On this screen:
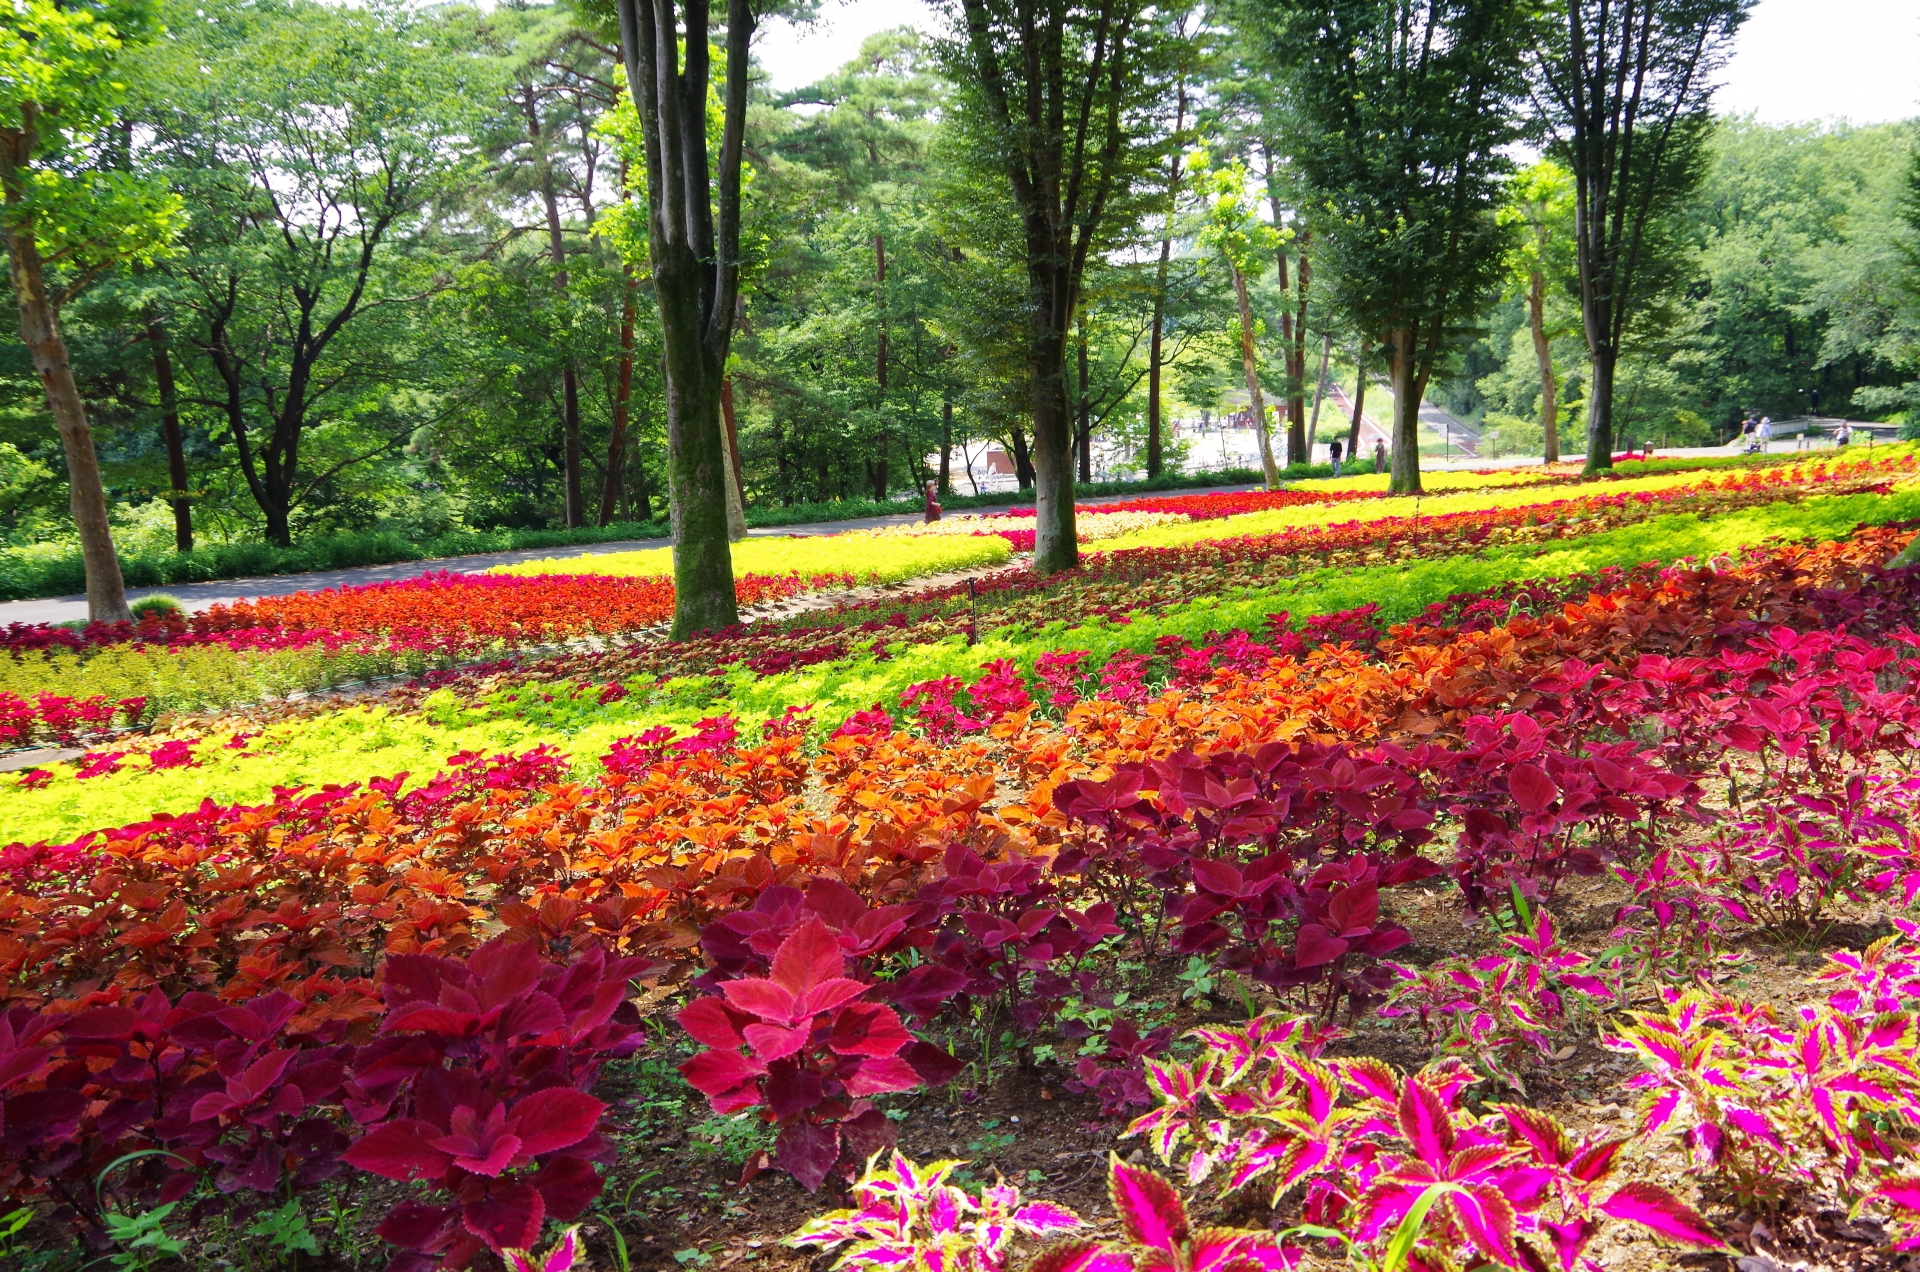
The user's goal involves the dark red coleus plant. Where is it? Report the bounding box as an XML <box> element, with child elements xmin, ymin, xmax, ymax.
<box><xmin>341</xmin><ymin>938</ymin><xmax>647</xmax><ymax>1271</ymax></box>
<box><xmin>678</xmin><ymin>917</ymin><xmax>958</xmax><ymax>1192</ymax></box>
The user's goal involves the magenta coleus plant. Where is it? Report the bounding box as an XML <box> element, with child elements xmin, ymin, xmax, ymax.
<box><xmin>1125</xmin><ymin>1013</ymin><xmax>1724</xmax><ymax>1271</ymax></box>
<box><xmin>1381</xmin><ymin>908</ymin><xmax>1617</xmax><ymax>1087</ymax></box>
<box><xmin>788</xmin><ymin>1150</ymin><xmax>1084</xmax><ymax>1272</ymax></box>
<box><xmin>1608</xmin><ymin>932</ymin><xmax>1920</xmax><ymax>1219</ymax></box>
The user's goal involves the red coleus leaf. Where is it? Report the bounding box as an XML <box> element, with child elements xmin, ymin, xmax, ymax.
<box><xmin>343</xmin><ymin>1119</ymin><xmax>455</xmax><ymax>1181</ymax></box>
<box><xmin>840</xmin><ymin>1054</ymin><xmax>922</xmax><ymax>1097</ymax></box>
<box><xmin>1327</xmin><ymin>882</ymin><xmax>1380</xmax><ymax>936</ymax></box>
<box><xmin>1598</xmin><ymin>1182</ymin><xmax>1723</xmax><ymax>1249</ymax></box>
<box><xmin>462</xmin><ymin>1179</ymin><xmax>544</xmax><ymax>1253</ymax></box>
<box><xmin>743</xmin><ymin>1022</ymin><xmax>814</xmax><ymax>1063</ymax></box>
<box><xmin>677</xmin><ymin>996</ymin><xmax>752</xmax><ymax>1049</ymax></box>
<box><xmin>679</xmin><ymin>1048</ymin><xmax>768</xmax><ymax>1110</ymax></box>
<box><xmin>826</xmin><ymin>1002</ymin><xmax>913</xmax><ymax>1058</ymax></box>
<box><xmin>509</xmin><ymin>1088</ymin><xmax>604</xmax><ymax>1157</ymax></box>
<box><xmin>1293</xmin><ymin>924</ymin><xmax>1349</xmax><ymax>968</ymax></box>
<box><xmin>1509</xmin><ymin>762</ymin><xmax>1559</xmax><ymax>814</ymax></box>
<box><xmin>769</xmin><ymin>918</ymin><xmax>847</xmax><ymax>998</ymax></box>
<box><xmin>1108</xmin><ymin>1155</ymin><xmax>1189</xmax><ymax>1253</ymax></box>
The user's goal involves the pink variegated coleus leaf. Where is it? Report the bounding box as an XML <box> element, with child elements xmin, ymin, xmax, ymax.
<box><xmin>789</xmin><ymin>1150</ymin><xmax>1085</xmax><ymax>1272</ymax></box>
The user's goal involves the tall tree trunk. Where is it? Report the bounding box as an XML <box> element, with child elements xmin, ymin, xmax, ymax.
<box><xmin>1529</xmin><ymin>269</ymin><xmax>1560</xmax><ymax>464</ymax></box>
<box><xmin>617</xmin><ymin>0</ymin><xmax>753</xmax><ymax>638</ymax></box>
<box><xmin>1146</xmin><ymin>84</ymin><xmax>1188</xmax><ymax>481</ymax></box>
<box><xmin>147</xmin><ymin>313</ymin><xmax>193</xmax><ymax>553</ymax></box>
<box><xmin>1287</xmin><ymin>236</ymin><xmax>1311</xmax><ymax>465</ymax></box>
<box><xmin>1</xmin><ymin>183</ymin><xmax>130</xmax><ymax>621</ymax></box>
<box><xmin>1147</xmin><ymin>244</ymin><xmax>1170</xmax><ymax>481</ymax></box>
<box><xmin>939</xmin><ymin>394</ymin><xmax>954</xmax><ymax>495</ymax></box>
<box><xmin>720</xmin><ymin>374</ymin><xmax>746</xmax><ymax>538</ymax></box>
<box><xmin>1346</xmin><ymin>363</ymin><xmax>1367</xmax><ymax>459</ymax></box>
<box><xmin>528</xmin><ymin>92</ymin><xmax>585</xmax><ymax>529</ymax></box>
<box><xmin>1076</xmin><ymin>323</ymin><xmax>1092</xmax><ymax>484</ymax></box>
<box><xmin>1029</xmin><ymin>318</ymin><xmax>1076</xmax><ymax>571</ymax></box>
<box><xmin>1011</xmin><ymin>426</ymin><xmax>1034</xmax><ymax>491</ymax></box>
<box><xmin>1387</xmin><ymin>328</ymin><xmax>1424</xmax><ymax>495</ymax></box>
<box><xmin>1307</xmin><ymin>330</ymin><xmax>1331</xmax><ymax>451</ymax></box>
<box><xmin>871</xmin><ymin>233</ymin><xmax>891</xmax><ymax>504</ymax></box>
<box><xmin>1584</xmin><ymin>341</ymin><xmax>1615</xmax><ymax>471</ymax></box>
<box><xmin>599</xmin><ymin>264</ymin><xmax>639</xmax><ymax>526</ymax></box>
<box><xmin>1232</xmin><ymin>266</ymin><xmax>1279</xmax><ymax>488</ymax></box>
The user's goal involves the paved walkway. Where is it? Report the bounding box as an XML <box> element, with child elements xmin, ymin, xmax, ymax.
<box><xmin>0</xmin><ymin>483</ymin><xmax>1263</xmax><ymax>626</ymax></box>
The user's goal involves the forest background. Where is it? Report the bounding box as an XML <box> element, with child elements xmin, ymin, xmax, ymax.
<box><xmin>2</xmin><ymin>0</ymin><xmax>1917</xmax><ymax>579</ymax></box>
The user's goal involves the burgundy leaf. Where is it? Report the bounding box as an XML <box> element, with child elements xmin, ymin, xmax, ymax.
<box><xmin>509</xmin><ymin>1089</ymin><xmax>605</xmax><ymax>1157</ymax></box>
<box><xmin>343</xmin><ymin>1120</ymin><xmax>455</xmax><ymax>1181</ymax></box>
<box><xmin>1509</xmin><ymin>763</ymin><xmax>1558</xmax><ymax>814</ymax></box>
<box><xmin>462</xmin><ymin>1180</ymin><xmax>545</xmax><ymax>1254</ymax></box>
<box><xmin>774</xmin><ymin>1120</ymin><xmax>841</xmax><ymax>1192</ymax></box>
<box><xmin>1026</xmin><ymin>1241</ymin><xmax>1134</xmax><ymax>1272</ymax></box>
<box><xmin>1293</xmin><ymin>924</ymin><xmax>1349</xmax><ymax>969</ymax></box>
<box><xmin>902</xmin><ymin>1039</ymin><xmax>964</xmax><ymax>1087</ymax></box>
<box><xmin>528</xmin><ymin>1154</ymin><xmax>604</xmax><ymax>1221</ymax></box>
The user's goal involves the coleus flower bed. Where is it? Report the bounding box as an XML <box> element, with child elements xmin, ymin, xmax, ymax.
<box><xmin>7</xmin><ymin>514</ymin><xmax>1920</xmax><ymax>1263</ymax></box>
<box><xmin>0</xmin><ymin>570</ymin><xmax>828</xmax><ymax>660</ymax></box>
<box><xmin>321</xmin><ymin>460</ymin><xmax>1908</xmax><ymax>724</ymax></box>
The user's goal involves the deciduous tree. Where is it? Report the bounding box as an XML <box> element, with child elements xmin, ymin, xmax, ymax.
<box><xmin>1530</xmin><ymin>0</ymin><xmax>1751</xmax><ymax>473</ymax></box>
<box><xmin>936</xmin><ymin>0</ymin><xmax>1167</xmax><ymax>573</ymax></box>
<box><xmin>0</xmin><ymin>0</ymin><xmax>178</xmax><ymax>620</ymax></box>
<box><xmin>1242</xmin><ymin>0</ymin><xmax>1531</xmax><ymax>495</ymax></box>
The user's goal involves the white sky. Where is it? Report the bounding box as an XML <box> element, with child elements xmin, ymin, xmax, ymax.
<box><xmin>756</xmin><ymin>0</ymin><xmax>1920</xmax><ymax>125</ymax></box>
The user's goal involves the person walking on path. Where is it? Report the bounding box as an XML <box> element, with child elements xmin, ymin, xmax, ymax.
<box><xmin>1836</xmin><ymin>421</ymin><xmax>1851</xmax><ymax>448</ymax></box>
<box><xmin>1757</xmin><ymin>417</ymin><xmax>1773</xmax><ymax>452</ymax></box>
<box><xmin>923</xmin><ymin>481</ymin><xmax>941</xmax><ymax>523</ymax></box>
<box><xmin>1373</xmin><ymin>439</ymin><xmax>1388</xmax><ymax>473</ymax></box>
<box><xmin>1328</xmin><ymin>438</ymin><xmax>1343</xmax><ymax>477</ymax></box>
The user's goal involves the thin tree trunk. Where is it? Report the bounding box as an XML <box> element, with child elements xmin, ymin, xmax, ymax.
<box><xmin>1146</xmin><ymin>85</ymin><xmax>1188</xmax><ymax>481</ymax></box>
<box><xmin>1347</xmin><ymin>363</ymin><xmax>1367</xmax><ymax>459</ymax></box>
<box><xmin>940</xmin><ymin>394</ymin><xmax>954</xmax><ymax>495</ymax></box>
<box><xmin>147</xmin><ymin>313</ymin><xmax>193</xmax><ymax>553</ymax></box>
<box><xmin>1232</xmin><ymin>266</ymin><xmax>1279</xmax><ymax>488</ymax></box>
<box><xmin>1076</xmin><ymin>323</ymin><xmax>1092</xmax><ymax>483</ymax></box>
<box><xmin>1307</xmin><ymin>330</ymin><xmax>1331</xmax><ymax>450</ymax></box>
<box><xmin>599</xmin><ymin>264</ymin><xmax>639</xmax><ymax>526</ymax></box>
<box><xmin>528</xmin><ymin>92</ymin><xmax>585</xmax><ymax>529</ymax></box>
<box><xmin>1011</xmin><ymin>426</ymin><xmax>1034</xmax><ymax>491</ymax></box>
<box><xmin>2</xmin><ymin>197</ymin><xmax>130</xmax><ymax>621</ymax></box>
<box><xmin>720</xmin><ymin>374</ymin><xmax>746</xmax><ymax>538</ymax></box>
<box><xmin>1387</xmin><ymin>328</ymin><xmax>1424</xmax><ymax>495</ymax></box>
<box><xmin>1529</xmin><ymin>269</ymin><xmax>1560</xmax><ymax>464</ymax></box>
<box><xmin>873</xmin><ymin>232</ymin><xmax>889</xmax><ymax>501</ymax></box>
<box><xmin>1288</xmin><ymin>235</ymin><xmax>1311</xmax><ymax>465</ymax></box>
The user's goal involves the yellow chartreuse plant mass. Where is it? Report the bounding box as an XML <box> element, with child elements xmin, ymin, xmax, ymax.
<box><xmin>489</xmin><ymin>531</ymin><xmax>1010</xmax><ymax>584</ymax></box>
<box><xmin>1099</xmin><ymin>456</ymin><xmax>1912</xmax><ymax>551</ymax></box>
